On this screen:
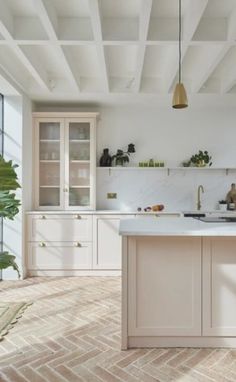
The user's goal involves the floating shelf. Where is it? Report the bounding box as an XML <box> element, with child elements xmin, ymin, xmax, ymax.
<box><xmin>40</xmin><ymin>160</ymin><xmax>60</xmax><ymax>163</ymax></box>
<box><xmin>97</xmin><ymin>167</ymin><xmax>236</xmax><ymax>175</ymax></box>
<box><xmin>70</xmin><ymin>160</ymin><xmax>90</xmax><ymax>163</ymax></box>
<box><xmin>40</xmin><ymin>185</ymin><xmax>60</xmax><ymax>188</ymax></box>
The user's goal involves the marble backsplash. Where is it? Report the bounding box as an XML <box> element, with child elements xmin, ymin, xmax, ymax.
<box><xmin>96</xmin><ymin>168</ymin><xmax>236</xmax><ymax>211</ymax></box>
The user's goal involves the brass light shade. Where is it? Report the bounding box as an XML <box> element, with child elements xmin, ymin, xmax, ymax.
<box><xmin>172</xmin><ymin>0</ymin><xmax>188</xmax><ymax>109</ymax></box>
<box><xmin>172</xmin><ymin>83</ymin><xmax>188</xmax><ymax>109</ymax></box>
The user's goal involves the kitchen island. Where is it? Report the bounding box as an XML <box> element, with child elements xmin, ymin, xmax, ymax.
<box><xmin>120</xmin><ymin>217</ymin><xmax>236</xmax><ymax>349</ymax></box>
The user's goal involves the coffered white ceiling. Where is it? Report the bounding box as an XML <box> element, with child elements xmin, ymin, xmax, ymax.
<box><xmin>0</xmin><ymin>0</ymin><xmax>236</xmax><ymax>101</ymax></box>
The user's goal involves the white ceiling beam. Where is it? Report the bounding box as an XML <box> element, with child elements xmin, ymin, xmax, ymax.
<box><xmin>0</xmin><ymin>0</ymin><xmax>50</xmax><ymax>92</ymax></box>
<box><xmin>133</xmin><ymin>0</ymin><xmax>152</xmax><ymax>92</ymax></box>
<box><xmin>88</xmin><ymin>0</ymin><xmax>109</xmax><ymax>92</ymax></box>
<box><xmin>34</xmin><ymin>0</ymin><xmax>80</xmax><ymax>92</ymax></box>
<box><xmin>192</xmin><ymin>45</ymin><xmax>230</xmax><ymax>93</ymax></box>
<box><xmin>165</xmin><ymin>0</ymin><xmax>209</xmax><ymax>92</ymax></box>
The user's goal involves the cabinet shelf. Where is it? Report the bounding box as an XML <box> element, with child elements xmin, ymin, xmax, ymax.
<box><xmin>40</xmin><ymin>185</ymin><xmax>60</xmax><ymax>188</ymax></box>
<box><xmin>70</xmin><ymin>185</ymin><xmax>90</xmax><ymax>188</ymax></box>
<box><xmin>40</xmin><ymin>139</ymin><xmax>60</xmax><ymax>143</ymax></box>
<box><xmin>70</xmin><ymin>160</ymin><xmax>90</xmax><ymax>163</ymax></box>
<box><xmin>40</xmin><ymin>160</ymin><xmax>60</xmax><ymax>163</ymax></box>
<box><xmin>69</xmin><ymin>139</ymin><xmax>90</xmax><ymax>143</ymax></box>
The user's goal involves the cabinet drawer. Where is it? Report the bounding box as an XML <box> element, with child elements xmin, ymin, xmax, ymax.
<box><xmin>28</xmin><ymin>214</ymin><xmax>92</xmax><ymax>242</ymax></box>
<box><xmin>28</xmin><ymin>242</ymin><xmax>92</xmax><ymax>270</ymax></box>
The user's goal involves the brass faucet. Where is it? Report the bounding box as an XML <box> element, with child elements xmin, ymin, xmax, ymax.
<box><xmin>197</xmin><ymin>185</ymin><xmax>204</xmax><ymax>210</ymax></box>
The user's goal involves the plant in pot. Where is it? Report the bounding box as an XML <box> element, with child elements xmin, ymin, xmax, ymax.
<box><xmin>190</xmin><ymin>150</ymin><xmax>212</xmax><ymax>167</ymax></box>
<box><xmin>0</xmin><ymin>156</ymin><xmax>21</xmax><ymax>278</ymax></box>
<box><xmin>112</xmin><ymin>143</ymin><xmax>135</xmax><ymax>167</ymax></box>
<box><xmin>218</xmin><ymin>200</ymin><xmax>227</xmax><ymax>211</ymax></box>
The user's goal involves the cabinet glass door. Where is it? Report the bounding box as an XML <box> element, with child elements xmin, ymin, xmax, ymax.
<box><xmin>67</xmin><ymin>121</ymin><xmax>91</xmax><ymax>208</ymax></box>
<box><xmin>38</xmin><ymin>121</ymin><xmax>63</xmax><ymax>208</ymax></box>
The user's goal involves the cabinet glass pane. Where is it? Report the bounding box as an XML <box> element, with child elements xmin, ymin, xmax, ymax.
<box><xmin>40</xmin><ymin>188</ymin><xmax>60</xmax><ymax>206</ymax></box>
<box><xmin>69</xmin><ymin>188</ymin><xmax>90</xmax><ymax>207</ymax></box>
<box><xmin>70</xmin><ymin>163</ymin><xmax>90</xmax><ymax>187</ymax></box>
<box><xmin>39</xmin><ymin>122</ymin><xmax>61</xmax><ymax>207</ymax></box>
<box><xmin>39</xmin><ymin>122</ymin><xmax>60</xmax><ymax>140</ymax></box>
<box><xmin>70</xmin><ymin>142</ymin><xmax>90</xmax><ymax>161</ymax></box>
<box><xmin>69</xmin><ymin>122</ymin><xmax>90</xmax><ymax>140</ymax></box>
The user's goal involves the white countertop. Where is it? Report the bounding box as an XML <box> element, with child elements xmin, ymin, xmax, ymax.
<box><xmin>119</xmin><ymin>217</ymin><xmax>236</xmax><ymax>236</ymax></box>
<box><xmin>25</xmin><ymin>209</ymin><xmax>236</xmax><ymax>216</ymax></box>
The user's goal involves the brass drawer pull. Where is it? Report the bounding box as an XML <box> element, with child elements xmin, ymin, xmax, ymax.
<box><xmin>75</xmin><ymin>215</ymin><xmax>81</xmax><ymax>219</ymax></box>
<box><xmin>39</xmin><ymin>242</ymin><xmax>46</xmax><ymax>247</ymax></box>
<box><xmin>75</xmin><ymin>242</ymin><xmax>81</xmax><ymax>247</ymax></box>
<box><xmin>41</xmin><ymin>215</ymin><xmax>46</xmax><ymax>219</ymax></box>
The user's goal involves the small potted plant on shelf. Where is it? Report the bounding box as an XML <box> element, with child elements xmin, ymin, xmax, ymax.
<box><xmin>190</xmin><ymin>150</ymin><xmax>212</xmax><ymax>167</ymax></box>
<box><xmin>0</xmin><ymin>156</ymin><xmax>21</xmax><ymax>278</ymax></box>
<box><xmin>111</xmin><ymin>143</ymin><xmax>135</xmax><ymax>167</ymax></box>
<box><xmin>218</xmin><ymin>200</ymin><xmax>227</xmax><ymax>211</ymax></box>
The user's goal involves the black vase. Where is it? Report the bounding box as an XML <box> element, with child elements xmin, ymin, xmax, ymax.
<box><xmin>99</xmin><ymin>148</ymin><xmax>112</xmax><ymax>167</ymax></box>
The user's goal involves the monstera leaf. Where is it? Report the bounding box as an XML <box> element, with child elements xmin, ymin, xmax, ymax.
<box><xmin>0</xmin><ymin>156</ymin><xmax>21</xmax><ymax>277</ymax></box>
<box><xmin>0</xmin><ymin>252</ymin><xmax>20</xmax><ymax>278</ymax></box>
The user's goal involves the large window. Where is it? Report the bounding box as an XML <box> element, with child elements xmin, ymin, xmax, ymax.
<box><xmin>0</xmin><ymin>94</ymin><xmax>4</xmax><ymax>280</ymax></box>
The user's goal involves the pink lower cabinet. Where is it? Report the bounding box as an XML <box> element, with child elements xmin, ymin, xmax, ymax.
<box><xmin>28</xmin><ymin>242</ymin><xmax>92</xmax><ymax>270</ymax></box>
<box><xmin>203</xmin><ymin>237</ymin><xmax>236</xmax><ymax>337</ymax></box>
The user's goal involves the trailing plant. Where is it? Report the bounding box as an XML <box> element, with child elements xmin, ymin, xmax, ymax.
<box><xmin>0</xmin><ymin>156</ymin><xmax>21</xmax><ymax>278</ymax></box>
<box><xmin>219</xmin><ymin>200</ymin><xmax>227</xmax><ymax>204</ymax></box>
<box><xmin>112</xmin><ymin>143</ymin><xmax>135</xmax><ymax>166</ymax></box>
<box><xmin>190</xmin><ymin>150</ymin><xmax>212</xmax><ymax>167</ymax></box>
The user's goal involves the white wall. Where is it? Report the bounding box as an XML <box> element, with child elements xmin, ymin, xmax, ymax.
<box><xmin>34</xmin><ymin>102</ymin><xmax>236</xmax><ymax>211</ymax></box>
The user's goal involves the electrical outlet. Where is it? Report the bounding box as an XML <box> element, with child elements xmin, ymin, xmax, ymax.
<box><xmin>107</xmin><ymin>192</ymin><xmax>117</xmax><ymax>199</ymax></box>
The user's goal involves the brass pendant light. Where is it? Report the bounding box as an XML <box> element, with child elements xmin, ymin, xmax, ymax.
<box><xmin>172</xmin><ymin>0</ymin><xmax>188</xmax><ymax>109</ymax></box>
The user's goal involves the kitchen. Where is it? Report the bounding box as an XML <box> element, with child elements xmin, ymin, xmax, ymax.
<box><xmin>1</xmin><ymin>0</ymin><xmax>236</xmax><ymax>381</ymax></box>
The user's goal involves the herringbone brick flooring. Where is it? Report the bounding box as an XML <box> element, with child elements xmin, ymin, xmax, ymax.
<box><xmin>0</xmin><ymin>277</ymin><xmax>236</xmax><ymax>381</ymax></box>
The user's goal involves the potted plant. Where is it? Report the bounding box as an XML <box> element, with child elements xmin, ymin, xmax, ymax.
<box><xmin>190</xmin><ymin>150</ymin><xmax>212</xmax><ymax>167</ymax></box>
<box><xmin>218</xmin><ymin>200</ymin><xmax>227</xmax><ymax>211</ymax></box>
<box><xmin>112</xmin><ymin>143</ymin><xmax>135</xmax><ymax>166</ymax></box>
<box><xmin>0</xmin><ymin>156</ymin><xmax>21</xmax><ymax>278</ymax></box>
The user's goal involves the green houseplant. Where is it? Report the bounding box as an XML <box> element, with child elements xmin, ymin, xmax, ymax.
<box><xmin>190</xmin><ymin>150</ymin><xmax>212</xmax><ymax>167</ymax></box>
<box><xmin>0</xmin><ymin>156</ymin><xmax>21</xmax><ymax>278</ymax></box>
<box><xmin>112</xmin><ymin>143</ymin><xmax>135</xmax><ymax>166</ymax></box>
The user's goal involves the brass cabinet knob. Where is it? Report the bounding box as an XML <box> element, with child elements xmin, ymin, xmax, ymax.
<box><xmin>41</xmin><ymin>215</ymin><xmax>46</xmax><ymax>219</ymax></box>
<box><xmin>39</xmin><ymin>242</ymin><xmax>46</xmax><ymax>247</ymax></box>
<box><xmin>63</xmin><ymin>188</ymin><xmax>69</xmax><ymax>192</ymax></box>
<box><xmin>75</xmin><ymin>214</ymin><xmax>81</xmax><ymax>219</ymax></box>
<box><xmin>75</xmin><ymin>242</ymin><xmax>81</xmax><ymax>247</ymax></box>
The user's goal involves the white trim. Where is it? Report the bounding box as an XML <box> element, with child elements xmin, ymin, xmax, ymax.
<box><xmin>128</xmin><ymin>336</ymin><xmax>236</xmax><ymax>348</ymax></box>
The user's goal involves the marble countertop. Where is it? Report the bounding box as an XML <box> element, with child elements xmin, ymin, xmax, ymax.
<box><xmin>119</xmin><ymin>217</ymin><xmax>236</xmax><ymax>236</ymax></box>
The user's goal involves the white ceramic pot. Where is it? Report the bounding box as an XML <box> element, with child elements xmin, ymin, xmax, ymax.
<box><xmin>219</xmin><ymin>203</ymin><xmax>227</xmax><ymax>211</ymax></box>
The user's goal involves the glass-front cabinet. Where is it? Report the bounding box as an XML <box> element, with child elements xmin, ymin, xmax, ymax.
<box><xmin>34</xmin><ymin>113</ymin><xmax>97</xmax><ymax>210</ymax></box>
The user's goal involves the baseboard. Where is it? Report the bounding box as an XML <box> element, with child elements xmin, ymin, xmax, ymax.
<box><xmin>27</xmin><ymin>270</ymin><xmax>121</xmax><ymax>276</ymax></box>
<box><xmin>127</xmin><ymin>336</ymin><xmax>236</xmax><ymax>348</ymax></box>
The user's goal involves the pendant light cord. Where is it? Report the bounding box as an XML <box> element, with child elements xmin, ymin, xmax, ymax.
<box><xmin>179</xmin><ymin>0</ymin><xmax>182</xmax><ymax>84</ymax></box>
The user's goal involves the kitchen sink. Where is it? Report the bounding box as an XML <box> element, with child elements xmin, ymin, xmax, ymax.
<box><xmin>184</xmin><ymin>213</ymin><xmax>206</xmax><ymax>218</ymax></box>
<box><xmin>196</xmin><ymin>217</ymin><xmax>236</xmax><ymax>223</ymax></box>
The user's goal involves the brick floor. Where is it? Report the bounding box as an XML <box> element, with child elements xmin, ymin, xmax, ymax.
<box><xmin>0</xmin><ymin>277</ymin><xmax>235</xmax><ymax>381</ymax></box>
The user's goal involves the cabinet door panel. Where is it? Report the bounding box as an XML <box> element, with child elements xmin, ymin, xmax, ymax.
<box><xmin>28</xmin><ymin>242</ymin><xmax>92</xmax><ymax>270</ymax></box>
<box><xmin>128</xmin><ymin>236</ymin><xmax>201</xmax><ymax>336</ymax></box>
<box><xmin>203</xmin><ymin>237</ymin><xmax>236</xmax><ymax>336</ymax></box>
<box><xmin>93</xmin><ymin>215</ymin><xmax>134</xmax><ymax>270</ymax></box>
<box><xmin>35</xmin><ymin>118</ymin><xmax>64</xmax><ymax>210</ymax></box>
<box><xmin>29</xmin><ymin>215</ymin><xmax>92</xmax><ymax>242</ymax></box>
<box><xmin>64</xmin><ymin>118</ymin><xmax>96</xmax><ymax>210</ymax></box>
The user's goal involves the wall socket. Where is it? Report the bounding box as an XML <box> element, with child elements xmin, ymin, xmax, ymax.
<box><xmin>107</xmin><ymin>192</ymin><xmax>117</xmax><ymax>199</ymax></box>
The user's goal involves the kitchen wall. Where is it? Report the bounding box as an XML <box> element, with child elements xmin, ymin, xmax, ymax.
<box><xmin>34</xmin><ymin>100</ymin><xmax>236</xmax><ymax>211</ymax></box>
